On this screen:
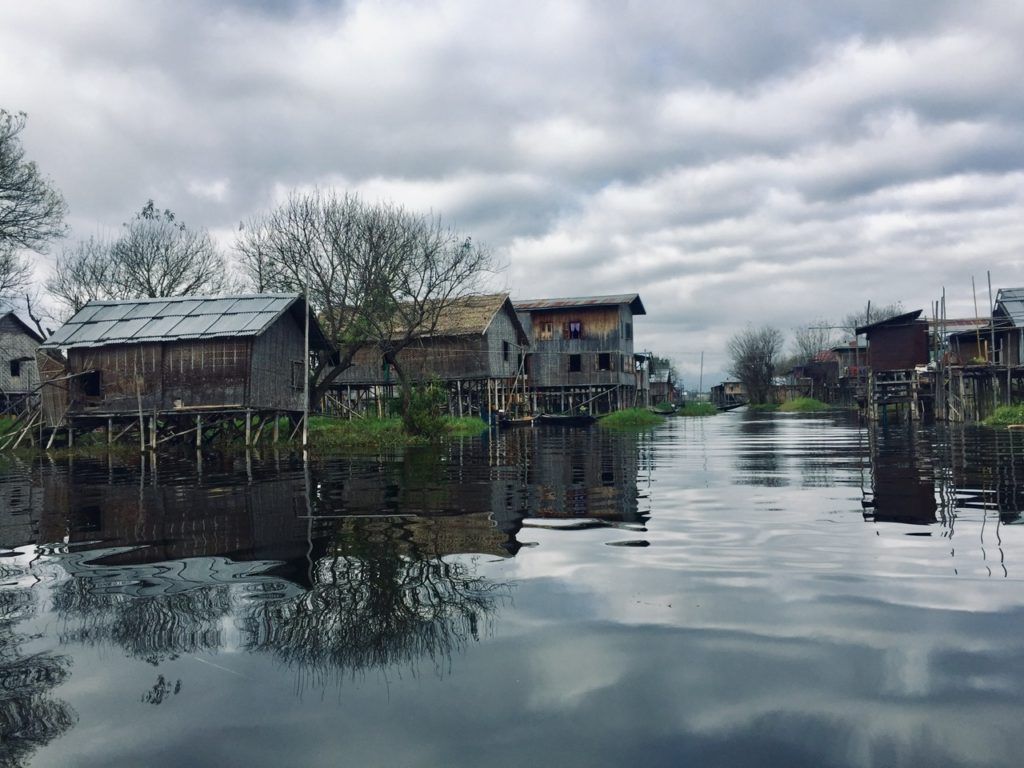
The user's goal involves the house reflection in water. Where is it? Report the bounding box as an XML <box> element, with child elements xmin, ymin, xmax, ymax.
<box><xmin>21</xmin><ymin>427</ymin><xmax>646</xmax><ymax>686</ymax></box>
<box><xmin>861</xmin><ymin>429</ymin><xmax>938</xmax><ymax>525</ymax></box>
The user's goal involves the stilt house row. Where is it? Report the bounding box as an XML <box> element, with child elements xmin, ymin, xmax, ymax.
<box><xmin>39</xmin><ymin>294</ymin><xmax>334</xmax><ymax>430</ymax></box>
<box><xmin>0</xmin><ymin>311</ymin><xmax>44</xmax><ymax>413</ymax></box>
<box><xmin>327</xmin><ymin>293</ymin><xmax>530</xmax><ymax>418</ymax></box>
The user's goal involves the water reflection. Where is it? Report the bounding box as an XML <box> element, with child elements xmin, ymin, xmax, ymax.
<box><xmin>0</xmin><ymin>555</ymin><xmax>77</xmax><ymax>766</ymax></box>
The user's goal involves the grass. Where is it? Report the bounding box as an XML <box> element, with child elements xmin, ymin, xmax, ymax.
<box><xmin>983</xmin><ymin>405</ymin><xmax>1024</xmax><ymax>427</ymax></box>
<box><xmin>778</xmin><ymin>397</ymin><xmax>830</xmax><ymax>413</ymax></box>
<box><xmin>599</xmin><ymin>407</ymin><xmax>665</xmax><ymax>428</ymax></box>
<box><xmin>676</xmin><ymin>402</ymin><xmax>718</xmax><ymax>417</ymax></box>
<box><xmin>0</xmin><ymin>416</ymin><xmax>17</xmax><ymax>437</ymax></box>
<box><xmin>306</xmin><ymin>414</ymin><xmax>489</xmax><ymax>449</ymax></box>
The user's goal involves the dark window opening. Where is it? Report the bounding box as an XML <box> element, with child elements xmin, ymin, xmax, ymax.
<box><xmin>598</xmin><ymin>353</ymin><xmax>611</xmax><ymax>371</ymax></box>
<box><xmin>9</xmin><ymin>359</ymin><xmax>21</xmax><ymax>377</ymax></box>
<box><xmin>568</xmin><ymin>354</ymin><xmax>581</xmax><ymax>373</ymax></box>
<box><xmin>81</xmin><ymin>370</ymin><xmax>101</xmax><ymax>398</ymax></box>
<box><xmin>569</xmin><ymin>321</ymin><xmax>582</xmax><ymax>339</ymax></box>
<box><xmin>624</xmin><ymin>322</ymin><xmax>632</xmax><ymax>341</ymax></box>
<box><xmin>503</xmin><ymin>340</ymin><xmax>510</xmax><ymax>361</ymax></box>
<box><xmin>291</xmin><ymin>361</ymin><xmax>304</xmax><ymax>389</ymax></box>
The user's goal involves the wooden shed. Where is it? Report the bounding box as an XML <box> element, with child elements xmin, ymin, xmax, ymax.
<box><xmin>0</xmin><ymin>311</ymin><xmax>44</xmax><ymax>414</ymax></box>
<box><xmin>38</xmin><ymin>293</ymin><xmax>333</xmax><ymax>445</ymax></box>
<box><xmin>514</xmin><ymin>294</ymin><xmax>646</xmax><ymax>414</ymax></box>
<box><xmin>328</xmin><ymin>293</ymin><xmax>529</xmax><ymax>418</ymax></box>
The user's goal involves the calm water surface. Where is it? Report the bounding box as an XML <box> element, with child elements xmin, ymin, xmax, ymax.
<box><xmin>3</xmin><ymin>412</ymin><xmax>1024</xmax><ymax>767</ymax></box>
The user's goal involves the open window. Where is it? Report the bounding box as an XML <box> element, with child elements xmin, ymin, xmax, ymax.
<box><xmin>598</xmin><ymin>353</ymin><xmax>611</xmax><ymax>371</ymax></box>
<box><xmin>503</xmin><ymin>340</ymin><xmax>510</xmax><ymax>361</ymax></box>
<box><xmin>568</xmin><ymin>354</ymin><xmax>581</xmax><ymax>373</ymax></box>
<box><xmin>569</xmin><ymin>321</ymin><xmax>582</xmax><ymax>339</ymax></box>
<box><xmin>80</xmin><ymin>370</ymin><xmax>102</xmax><ymax>398</ymax></box>
<box><xmin>539</xmin><ymin>321</ymin><xmax>553</xmax><ymax>341</ymax></box>
<box><xmin>9</xmin><ymin>359</ymin><xmax>21</xmax><ymax>377</ymax></box>
<box><xmin>291</xmin><ymin>361</ymin><xmax>304</xmax><ymax>389</ymax></box>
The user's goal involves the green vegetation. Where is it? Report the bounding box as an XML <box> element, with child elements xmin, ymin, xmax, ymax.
<box><xmin>444</xmin><ymin>416</ymin><xmax>490</xmax><ymax>435</ymax></box>
<box><xmin>676</xmin><ymin>402</ymin><xmax>717</xmax><ymax>417</ymax></box>
<box><xmin>307</xmin><ymin>413</ymin><xmax>488</xmax><ymax>449</ymax></box>
<box><xmin>0</xmin><ymin>416</ymin><xmax>16</xmax><ymax>437</ymax></box>
<box><xmin>747</xmin><ymin>403</ymin><xmax>780</xmax><ymax>412</ymax></box>
<box><xmin>983</xmin><ymin>405</ymin><xmax>1024</xmax><ymax>427</ymax></box>
<box><xmin>778</xmin><ymin>397</ymin><xmax>830</xmax><ymax>412</ymax></box>
<box><xmin>599</xmin><ymin>408</ymin><xmax>665</xmax><ymax>428</ymax></box>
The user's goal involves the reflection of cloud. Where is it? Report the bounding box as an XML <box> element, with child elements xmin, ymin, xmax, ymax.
<box><xmin>525</xmin><ymin>636</ymin><xmax>626</xmax><ymax>712</ymax></box>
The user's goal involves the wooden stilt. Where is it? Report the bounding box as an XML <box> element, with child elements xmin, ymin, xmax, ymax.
<box><xmin>107</xmin><ymin>417</ymin><xmax>113</xmax><ymax>446</ymax></box>
<box><xmin>273</xmin><ymin>411</ymin><xmax>280</xmax><ymax>444</ymax></box>
<box><xmin>196</xmin><ymin>414</ymin><xmax>202</xmax><ymax>449</ymax></box>
<box><xmin>149</xmin><ymin>415</ymin><xmax>157</xmax><ymax>451</ymax></box>
<box><xmin>245</xmin><ymin>409</ymin><xmax>252</xmax><ymax>447</ymax></box>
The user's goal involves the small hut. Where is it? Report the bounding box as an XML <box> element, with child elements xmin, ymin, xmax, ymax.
<box><xmin>38</xmin><ymin>293</ymin><xmax>334</xmax><ymax>446</ymax></box>
<box><xmin>0</xmin><ymin>311</ymin><xmax>44</xmax><ymax>414</ymax></box>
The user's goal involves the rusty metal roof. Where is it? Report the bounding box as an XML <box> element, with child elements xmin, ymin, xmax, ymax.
<box><xmin>855</xmin><ymin>309</ymin><xmax>924</xmax><ymax>335</ymax></box>
<box><xmin>514</xmin><ymin>293</ymin><xmax>646</xmax><ymax>315</ymax></box>
<box><xmin>42</xmin><ymin>293</ymin><xmax>334</xmax><ymax>350</ymax></box>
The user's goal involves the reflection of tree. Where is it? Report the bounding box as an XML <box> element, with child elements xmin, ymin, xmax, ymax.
<box><xmin>51</xmin><ymin>577</ymin><xmax>234</xmax><ymax>664</ymax></box>
<box><xmin>241</xmin><ymin>520</ymin><xmax>510</xmax><ymax>682</ymax></box>
<box><xmin>0</xmin><ymin>561</ymin><xmax>77</xmax><ymax>768</ymax></box>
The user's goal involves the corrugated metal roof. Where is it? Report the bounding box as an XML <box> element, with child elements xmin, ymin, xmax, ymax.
<box><xmin>514</xmin><ymin>293</ymin><xmax>646</xmax><ymax>315</ymax></box>
<box><xmin>41</xmin><ymin>293</ymin><xmax>333</xmax><ymax>350</ymax></box>
<box><xmin>995</xmin><ymin>288</ymin><xmax>1024</xmax><ymax>326</ymax></box>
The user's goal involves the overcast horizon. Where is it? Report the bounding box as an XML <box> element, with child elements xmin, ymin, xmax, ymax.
<box><xmin>3</xmin><ymin>0</ymin><xmax>1024</xmax><ymax>386</ymax></box>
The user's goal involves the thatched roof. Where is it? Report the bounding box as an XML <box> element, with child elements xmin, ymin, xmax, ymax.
<box><xmin>423</xmin><ymin>293</ymin><xmax>528</xmax><ymax>343</ymax></box>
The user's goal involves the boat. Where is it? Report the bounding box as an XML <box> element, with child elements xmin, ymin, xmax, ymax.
<box><xmin>534</xmin><ymin>413</ymin><xmax>597</xmax><ymax>427</ymax></box>
<box><xmin>715</xmin><ymin>401</ymin><xmax>747</xmax><ymax>412</ymax></box>
<box><xmin>498</xmin><ymin>414</ymin><xmax>535</xmax><ymax>428</ymax></box>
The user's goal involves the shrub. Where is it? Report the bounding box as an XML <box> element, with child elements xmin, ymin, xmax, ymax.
<box><xmin>676</xmin><ymin>402</ymin><xmax>717</xmax><ymax>417</ymax></box>
<box><xmin>600</xmin><ymin>408</ymin><xmax>664</xmax><ymax>428</ymax></box>
<box><xmin>402</xmin><ymin>381</ymin><xmax>447</xmax><ymax>436</ymax></box>
<box><xmin>984</xmin><ymin>405</ymin><xmax>1024</xmax><ymax>426</ymax></box>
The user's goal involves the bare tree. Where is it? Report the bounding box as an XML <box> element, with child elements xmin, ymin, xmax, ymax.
<box><xmin>842</xmin><ymin>300</ymin><xmax>903</xmax><ymax>337</ymax></box>
<box><xmin>47</xmin><ymin>201</ymin><xmax>229</xmax><ymax>314</ymax></box>
<box><xmin>0</xmin><ymin>244</ymin><xmax>32</xmax><ymax>305</ymax></box>
<box><xmin>791</xmin><ymin>318</ymin><xmax>837</xmax><ymax>363</ymax></box>
<box><xmin>0</xmin><ymin>109</ymin><xmax>67</xmax><ymax>253</ymax></box>
<box><xmin>728</xmin><ymin>325</ymin><xmax>784</xmax><ymax>405</ymax></box>
<box><xmin>235</xmin><ymin>190</ymin><xmax>494</xmax><ymax>410</ymax></box>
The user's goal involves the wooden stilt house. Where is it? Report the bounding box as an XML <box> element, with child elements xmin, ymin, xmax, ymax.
<box><xmin>0</xmin><ymin>311</ymin><xmax>44</xmax><ymax>414</ymax></box>
<box><xmin>37</xmin><ymin>294</ymin><xmax>334</xmax><ymax>446</ymax></box>
<box><xmin>513</xmin><ymin>294</ymin><xmax>646</xmax><ymax>414</ymax></box>
<box><xmin>327</xmin><ymin>293</ymin><xmax>530</xmax><ymax>419</ymax></box>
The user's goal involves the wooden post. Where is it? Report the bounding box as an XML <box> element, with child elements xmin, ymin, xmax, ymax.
<box><xmin>273</xmin><ymin>411</ymin><xmax>280</xmax><ymax>444</ymax></box>
<box><xmin>245</xmin><ymin>409</ymin><xmax>252</xmax><ymax>447</ymax></box>
<box><xmin>149</xmin><ymin>415</ymin><xmax>157</xmax><ymax>451</ymax></box>
<box><xmin>196</xmin><ymin>414</ymin><xmax>202</xmax><ymax>449</ymax></box>
<box><xmin>107</xmin><ymin>417</ymin><xmax>113</xmax><ymax>446</ymax></box>
<box><xmin>457</xmin><ymin>380</ymin><xmax>464</xmax><ymax>418</ymax></box>
<box><xmin>67</xmin><ymin>425</ymin><xmax>73</xmax><ymax>448</ymax></box>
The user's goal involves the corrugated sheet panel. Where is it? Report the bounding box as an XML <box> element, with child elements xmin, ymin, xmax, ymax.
<box><xmin>515</xmin><ymin>293</ymin><xmax>646</xmax><ymax>315</ymax></box>
<box><xmin>41</xmin><ymin>293</ymin><xmax>306</xmax><ymax>349</ymax></box>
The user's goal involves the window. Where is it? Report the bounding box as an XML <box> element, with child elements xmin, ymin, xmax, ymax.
<box><xmin>568</xmin><ymin>354</ymin><xmax>581</xmax><ymax>373</ymax></box>
<box><xmin>9</xmin><ymin>359</ymin><xmax>20</xmax><ymax>377</ymax></box>
<box><xmin>539</xmin><ymin>322</ymin><xmax>553</xmax><ymax>341</ymax></box>
<box><xmin>598</xmin><ymin>352</ymin><xmax>611</xmax><ymax>371</ymax></box>
<box><xmin>569</xmin><ymin>321</ymin><xmax>582</xmax><ymax>339</ymax></box>
<box><xmin>624</xmin><ymin>322</ymin><xmax>632</xmax><ymax>341</ymax></box>
<box><xmin>291</xmin><ymin>361</ymin><xmax>304</xmax><ymax>389</ymax></box>
<box><xmin>81</xmin><ymin>370</ymin><xmax>102</xmax><ymax>397</ymax></box>
<box><xmin>503</xmin><ymin>340</ymin><xmax>510</xmax><ymax>361</ymax></box>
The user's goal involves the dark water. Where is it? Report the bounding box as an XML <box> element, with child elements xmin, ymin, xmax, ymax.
<box><xmin>3</xmin><ymin>412</ymin><xmax>1024</xmax><ymax>767</ymax></box>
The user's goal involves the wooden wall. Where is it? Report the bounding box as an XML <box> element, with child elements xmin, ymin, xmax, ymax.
<box><xmin>866</xmin><ymin>322</ymin><xmax>929</xmax><ymax>372</ymax></box>
<box><xmin>516</xmin><ymin>304</ymin><xmax>636</xmax><ymax>388</ymax></box>
<box><xmin>0</xmin><ymin>315</ymin><xmax>40</xmax><ymax>397</ymax></box>
<box><xmin>250</xmin><ymin>314</ymin><xmax>306</xmax><ymax>411</ymax></box>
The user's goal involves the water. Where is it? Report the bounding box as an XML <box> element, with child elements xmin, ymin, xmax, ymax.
<box><xmin>3</xmin><ymin>412</ymin><xmax>1024</xmax><ymax>767</ymax></box>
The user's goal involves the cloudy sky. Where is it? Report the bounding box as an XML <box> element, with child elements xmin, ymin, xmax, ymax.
<box><xmin>3</xmin><ymin>0</ymin><xmax>1024</xmax><ymax>384</ymax></box>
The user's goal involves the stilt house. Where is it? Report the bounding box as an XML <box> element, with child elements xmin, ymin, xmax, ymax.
<box><xmin>514</xmin><ymin>294</ymin><xmax>646</xmax><ymax>414</ymax></box>
<box><xmin>328</xmin><ymin>293</ymin><xmax>530</xmax><ymax>418</ymax></box>
<box><xmin>0</xmin><ymin>311</ymin><xmax>44</xmax><ymax>412</ymax></box>
<box><xmin>38</xmin><ymin>293</ymin><xmax>333</xmax><ymax>435</ymax></box>
<box><xmin>856</xmin><ymin>309</ymin><xmax>931</xmax><ymax>421</ymax></box>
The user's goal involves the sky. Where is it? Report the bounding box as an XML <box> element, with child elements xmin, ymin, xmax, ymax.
<box><xmin>2</xmin><ymin>0</ymin><xmax>1024</xmax><ymax>386</ymax></box>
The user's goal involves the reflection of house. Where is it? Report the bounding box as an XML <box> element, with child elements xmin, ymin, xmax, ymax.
<box><xmin>329</xmin><ymin>293</ymin><xmax>529</xmax><ymax>418</ymax></box>
<box><xmin>38</xmin><ymin>294</ymin><xmax>334</xmax><ymax>435</ymax></box>
<box><xmin>514</xmin><ymin>294</ymin><xmax>646</xmax><ymax>414</ymax></box>
<box><xmin>0</xmin><ymin>311</ymin><xmax>43</xmax><ymax>412</ymax></box>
